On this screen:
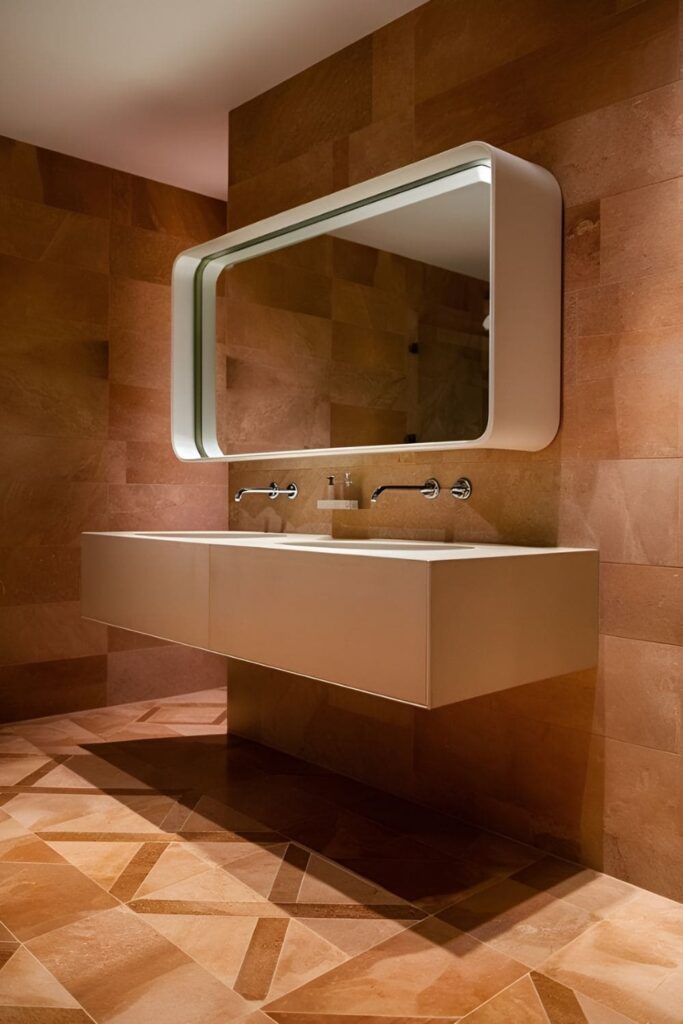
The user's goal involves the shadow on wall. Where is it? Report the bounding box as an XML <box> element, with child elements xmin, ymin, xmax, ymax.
<box><xmin>226</xmin><ymin>658</ymin><xmax>604</xmax><ymax>872</ymax></box>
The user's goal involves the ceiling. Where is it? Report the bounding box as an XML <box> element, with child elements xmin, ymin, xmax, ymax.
<box><xmin>0</xmin><ymin>0</ymin><xmax>427</xmax><ymax>199</ymax></box>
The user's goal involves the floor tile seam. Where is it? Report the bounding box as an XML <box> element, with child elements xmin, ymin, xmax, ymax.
<box><xmin>456</xmin><ymin>970</ymin><xmax>549</xmax><ymax>1023</ymax></box>
<box><xmin>530</xmin><ymin>969</ymin><xmax>641</xmax><ymax>1024</ymax></box>
<box><xmin>22</xmin><ymin>904</ymin><xmax>244</xmax><ymax>1019</ymax></box>
<box><xmin>267</xmin><ymin>835</ymin><xmax>427</xmax><ymax>917</ymax></box>
<box><xmin>0</xmin><ymin>942</ymin><xmax>100</xmax><ymax>1022</ymax></box>
<box><xmin>443</xmin><ymin>908</ymin><xmax>609</xmax><ymax>974</ymax></box>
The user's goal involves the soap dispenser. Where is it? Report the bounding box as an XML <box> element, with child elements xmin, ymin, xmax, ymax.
<box><xmin>342</xmin><ymin>471</ymin><xmax>358</xmax><ymax>502</ymax></box>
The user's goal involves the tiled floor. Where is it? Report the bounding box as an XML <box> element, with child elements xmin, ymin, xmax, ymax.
<box><xmin>0</xmin><ymin>687</ymin><xmax>681</xmax><ymax>1024</ymax></box>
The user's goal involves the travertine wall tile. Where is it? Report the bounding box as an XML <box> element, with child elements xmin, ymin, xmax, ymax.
<box><xmin>0</xmin><ymin>138</ymin><xmax>228</xmax><ymax>720</ymax></box>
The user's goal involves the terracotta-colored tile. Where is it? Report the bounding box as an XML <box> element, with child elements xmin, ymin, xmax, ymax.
<box><xmin>108</xmin><ymin>382</ymin><xmax>168</xmax><ymax>443</ymax></box>
<box><xmin>227</xmin><ymin>139</ymin><xmax>336</xmax><ymax>228</ymax></box>
<box><xmin>0</xmin><ymin>197</ymin><xmax>109</xmax><ymax>273</ymax></box>
<box><xmin>0</xmin><ymin>436</ymin><xmax>124</xmax><ymax>484</ymax></box>
<box><xmin>346</xmin><ymin>108</ymin><xmax>415</xmax><ymax>185</ymax></box>
<box><xmin>600</xmin><ymin>564</ymin><xmax>682</xmax><ymax>645</ymax></box>
<box><xmin>558</xmin><ymin>460</ymin><xmax>680</xmax><ymax>565</ymax></box>
<box><xmin>458</xmin><ymin>972</ymin><xmax>548</xmax><ymax>1023</ymax></box>
<box><xmin>531</xmin><ymin>971</ymin><xmax>639</xmax><ymax>1024</ymax></box>
<box><xmin>542</xmin><ymin>890</ymin><xmax>683</xmax><ymax>1024</ymax></box>
<box><xmin>143</xmin><ymin>913</ymin><xmax>257</xmax><ymax>988</ymax></box>
<box><xmin>415</xmin><ymin>0</ymin><xmax>678</xmax><ymax>157</ymax></box>
<box><xmin>0</xmin><ymin>656</ymin><xmax>107</xmax><ymax>724</ymax></box>
<box><xmin>110</xmin><ymin>223</ymin><xmax>192</xmax><ymax>286</ymax></box>
<box><xmin>112</xmin><ymin>171</ymin><xmax>225</xmax><ymax>238</ymax></box>
<box><xmin>0</xmin><ymin>1008</ymin><xmax>96</xmax><ymax>1022</ymax></box>
<box><xmin>440</xmin><ymin>878</ymin><xmax>596</xmax><ymax>968</ymax></box>
<box><xmin>131</xmin><ymin>843</ymin><xmax>264</xmax><ymax>904</ymax></box>
<box><xmin>27</xmin><ymin>905</ymin><xmax>252</xmax><ymax>1023</ymax></box>
<box><xmin>372</xmin><ymin>9</ymin><xmax>416</xmax><ymax>118</ymax></box>
<box><xmin>0</xmin><ymin>602</ymin><xmax>107</xmax><ymax>668</ymax></box>
<box><xmin>512</xmin><ymin>857</ymin><xmax>639</xmax><ymax>919</ymax></box>
<box><xmin>45</xmin><ymin>840</ymin><xmax>141</xmax><ymax>890</ymax></box>
<box><xmin>106</xmin><ymin>645</ymin><xmax>227</xmax><ymax>705</ymax></box>
<box><xmin>509</xmin><ymin>81</ymin><xmax>683</xmax><ymax>206</ymax></box>
<box><xmin>265</xmin><ymin>916</ymin><xmax>526</xmax><ymax>1017</ymax></box>
<box><xmin>0</xmin><ymin>138</ymin><xmax>111</xmax><ymax>216</ymax></box>
<box><xmin>571</xmin><ymin>329</ymin><xmax>682</xmax><ymax>386</ymax></box>
<box><xmin>600</xmin><ymin>179</ymin><xmax>682</xmax><ymax>286</ymax></box>
<box><xmin>597</xmin><ymin>739</ymin><xmax>683</xmax><ymax>895</ymax></box>
<box><xmin>595</xmin><ymin>636</ymin><xmax>682</xmax><ymax>754</ymax></box>
<box><xmin>564</xmin><ymin>201</ymin><xmax>601</xmax><ymax>292</ymax></box>
<box><xmin>124</xmin><ymin>440</ymin><xmax>227</xmax><ymax>485</ymax></box>
<box><xmin>0</xmin><ymin>945</ymin><xmax>82</xmax><ymax>1008</ymax></box>
<box><xmin>266</xmin><ymin>1017</ymin><xmax>458</xmax><ymax>1024</ymax></box>
<box><xmin>0</xmin><ymin>547</ymin><xmax>81</xmax><ymax>606</ymax></box>
<box><xmin>414</xmin><ymin>0</ymin><xmax>614</xmax><ymax>104</ymax></box>
<box><xmin>0</xmin><ymin>754</ymin><xmax>52</xmax><ymax>786</ymax></box>
<box><xmin>560</xmin><ymin>375</ymin><xmax>678</xmax><ymax>459</ymax></box>
<box><xmin>0</xmin><ymin>254</ymin><xmax>108</xmax><ymax>327</ymax></box>
<box><xmin>229</xmin><ymin>38</ymin><xmax>372</xmax><ymax>184</ymax></box>
<box><xmin>106</xmin><ymin>481</ymin><xmax>227</xmax><ymax>532</ymax></box>
<box><xmin>575</xmin><ymin>274</ymin><xmax>682</xmax><ymax>336</ymax></box>
<box><xmin>0</xmin><ymin>861</ymin><xmax>117</xmax><ymax>940</ymax></box>
<box><xmin>0</xmin><ymin>366</ymin><xmax>108</xmax><ymax>442</ymax></box>
<box><xmin>2</xmin><ymin>790</ymin><xmax>176</xmax><ymax>836</ymax></box>
<box><xmin>262</xmin><ymin>918</ymin><xmax>348</xmax><ymax>1003</ymax></box>
<box><xmin>298</xmin><ymin>916</ymin><xmax>410</xmax><ymax>959</ymax></box>
<box><xmin>0</xmin><ymin>481</ymin><xmax>107</xmax><ymax>546</ymax></box>
<box><xmin>109</xmin><ymin>322</ymin><xmax>169</xmax><ymax>392</ymax></box>
<box><xmin>0</xmin><ymin>814</ymin><xmax>66</xmax><ymax>864</ymax></box>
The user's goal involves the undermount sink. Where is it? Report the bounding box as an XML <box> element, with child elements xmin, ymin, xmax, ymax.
<box><xmin>81</xmin><ymin>530</ymin><xmax>598</xmax><ymax>708</ymax></box>
<box><xmin>280</xmin><ymin>539</ymin><xmax>473</xmax><ymax>551</ymax></box>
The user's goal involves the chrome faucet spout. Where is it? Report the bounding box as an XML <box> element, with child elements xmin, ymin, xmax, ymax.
<box><xmin>370</xmin><ymin>478</ymin><xmax>440</xmax><ymax>503</ymax></box>
<box><xmin>234</xmin><ymin>482</ymin><xmax>298</xmax><ymax>503</ymax></box>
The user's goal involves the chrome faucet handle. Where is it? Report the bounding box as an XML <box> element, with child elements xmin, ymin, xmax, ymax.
<box><xmin>370</xmin><ymin>478</ymin><xmax>440</xmax><ymax>503</ymax></box>
<box><xmin>451</xmin><ymin>477</ymin><xmax>472</xmax><ymax>500</ymax></box>
<box><xmin>420</xmin><ymin>478</ymin><xmax>440</xmax><ymax>499</ymax></box>
<box><xmin>234</xmin><ymin>482</ymin><xmax>299</xmax><ymax>503</ymax></box>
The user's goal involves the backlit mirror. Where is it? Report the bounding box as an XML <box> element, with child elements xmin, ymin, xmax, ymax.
<box><xmin>172</xmin><ymin>143</ymin><xmax>561</xmax><ymax>460</ymax></box>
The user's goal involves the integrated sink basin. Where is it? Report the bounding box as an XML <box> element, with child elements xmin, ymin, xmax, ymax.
<box><xmin>279</xmin><ymin>539</ymin><xmax>473</xmax><ymax>551</ymax></box>
<box><xmin>82</xmin><ymin>531</ymin><xmax>598</xmax><ymax>708</ymax></box>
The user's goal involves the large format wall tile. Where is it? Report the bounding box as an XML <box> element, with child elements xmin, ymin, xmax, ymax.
<box><xmin>0</xmin><ymin>140</ymin><xmax>228</xmax><ymax>720</ymax></box>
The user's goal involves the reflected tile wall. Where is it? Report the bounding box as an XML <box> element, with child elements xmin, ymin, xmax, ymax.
<box><xmin>0</xmin><ymin>137</ymin><xmax>229</xmax><ymax>721</ymax></box>
<box><xmin>227</xmin><ymin>0</ymin><xmax>683</xmax><ymax>901</ymax></box>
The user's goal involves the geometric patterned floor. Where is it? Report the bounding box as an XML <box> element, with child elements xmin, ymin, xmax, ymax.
<box><xmin>0</xmin><ymin>687</ymin><xmax>681</xmax><ymax>1023</ymax></box>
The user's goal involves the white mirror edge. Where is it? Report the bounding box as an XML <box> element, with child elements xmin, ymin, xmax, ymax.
<box><xmin>171</xmin><ymin>140</ymin><xmax>562</xmax><ymax>462</ymax></box>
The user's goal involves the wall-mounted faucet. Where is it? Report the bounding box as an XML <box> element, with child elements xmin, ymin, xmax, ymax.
<box><xmin>370</xmin><ymin>478</ymin><xmax>440</xmax><ymax>503</ymax></box>
<box><xmin>234</xmin><ymin>482</ymin><xmax>298</xmax><ymax>503</ymax></box>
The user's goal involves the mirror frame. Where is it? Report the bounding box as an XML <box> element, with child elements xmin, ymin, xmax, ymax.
<box><xmin>171</xmin><ymin>141</ymin><xmax>561</xmax><ymax>462</ymax></box>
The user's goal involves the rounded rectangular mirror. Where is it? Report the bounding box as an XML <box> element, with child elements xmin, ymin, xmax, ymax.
<box><xmin>172</xmin><ymin>143</ymin><xmax>560</xmax><ymax>461</ymax></box>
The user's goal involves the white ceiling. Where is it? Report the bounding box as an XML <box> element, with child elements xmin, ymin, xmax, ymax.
<box><xmin>0</xmin><ymin>0</ymin><xmax>427</xmax><ymax>199</ymax></box>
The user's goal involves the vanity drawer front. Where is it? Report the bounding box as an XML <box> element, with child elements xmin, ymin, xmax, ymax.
<box><xmin>81</xmin><ymin>534</ymin><xmax>210</xmax><ymax>648</ymax></box>
<box><xmin>209</xmin><ymin>546</ymin><xmax>429</xmax><ymax>706</ymax></box>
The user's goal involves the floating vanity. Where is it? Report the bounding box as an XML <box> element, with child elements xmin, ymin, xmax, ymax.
<box><xmin>82</xmin><ymin>532</ymin><xmax>598</xmax><ymax>708</ymax></box>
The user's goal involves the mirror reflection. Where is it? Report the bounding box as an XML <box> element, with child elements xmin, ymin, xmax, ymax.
<box><xmin>215</xmin><ymin>177</ymin><xmax>490</xmax><ymax>455</ymax></box>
